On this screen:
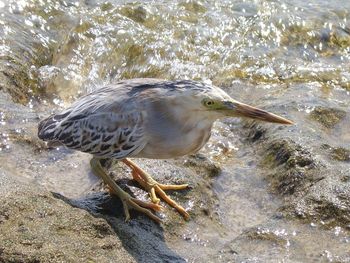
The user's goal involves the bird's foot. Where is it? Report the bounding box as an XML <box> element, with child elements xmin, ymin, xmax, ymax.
<box><xmin>90</xmin><ymin>158</ymin><xmax>162</xmax><ymax>223</ymax></box>
<box><xmin>115</xmin><ymin>189</ymin><xmax>163</xmax><ymax>223</ymax></box>
<box><xmin>123</xmin><ymin>158</ymin><xmax>190</xmax><ymax>220</ymax></box>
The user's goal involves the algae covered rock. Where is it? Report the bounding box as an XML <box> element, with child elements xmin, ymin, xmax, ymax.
<box><xmin>260</xmin><ymin>139</ymin><xmax>320</xmax><ymax>195</ymax></box>
<box><xmin>310</xmin><ymin>106</ymin><xmax>346</xmax><ymax>128</ymax></box>
<box><xmin>244</xmin><ymin>121</ymin><xmax>350</xmax><ymax>229</ymax></box>
<box><xmin>330</xmin><ymin>147</ymin><xmax>350</xmax><ymax>162</ymax></box>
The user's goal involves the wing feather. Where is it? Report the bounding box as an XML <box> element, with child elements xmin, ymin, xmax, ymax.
<box><xmin>57</xmin><ymin>110</ymin><xmax>146</xmax><ymax>159</ymax></box>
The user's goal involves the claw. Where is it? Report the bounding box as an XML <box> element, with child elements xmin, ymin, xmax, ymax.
<box><xmin>150</xmin><ymin>187</ymin><xmax>160</xmax><ymax>204</ymax></box>
<box><xmin>90</xmin><ymin>157</ymin><xmax>162</xmax><ymax>223</ymax></box>
<box><xmin>123</xmin><ymin>158</ymin><xmax>190</xmax><ymax>220</ymax></box>
<box><xmin>123</xmin><ymin>201</ymin><xmax>131</xmax><ymax>222</ymax></box>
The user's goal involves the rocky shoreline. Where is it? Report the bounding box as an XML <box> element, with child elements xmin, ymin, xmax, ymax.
<box><xmin>1</xmin><ymin>0</ymin><xmax>349</xmax><ymax>262</ymax></box>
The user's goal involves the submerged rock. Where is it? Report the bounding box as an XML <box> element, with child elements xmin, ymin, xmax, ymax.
<box><xmin>330</xmin><ymin>147</ymin><xmax>350</xmax><ymax>162</ymax></box>
<box><xmin>219</xmin><ymin>218</ymin><xmax>350</xmax><ymax>262</ymax></box>
<box><xmin>310</xmin><ymin>106</ymin><xmax>346</xmax><ymax>128</ymax></box>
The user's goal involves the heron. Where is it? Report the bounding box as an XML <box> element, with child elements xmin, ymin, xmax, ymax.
<box><xmin>38</xmin><ymin>78</ymin><xmax>293</xmax><ymax>223</ymax></box>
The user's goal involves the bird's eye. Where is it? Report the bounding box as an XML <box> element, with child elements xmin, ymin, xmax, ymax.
<box><xmin>203</xmin><ymin>99</ymin><xmax>215</xmax><ymax>107</ymax></box>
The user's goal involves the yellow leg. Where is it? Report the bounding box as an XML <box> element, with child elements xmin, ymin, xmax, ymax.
<box><xmin>90</xmin><ymin>157</ymin><xmax>162</xmax><ymax>223</ymax></box>
<box><xmin>122</xmin><ymin>158</ymin><xmax>190</xmax><ymax>220</ymax></box>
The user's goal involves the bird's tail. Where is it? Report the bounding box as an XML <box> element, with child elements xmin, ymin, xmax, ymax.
<box><xmin>38</xmin><ymin>111</ymin><xmax>70</xmax><ymax>141</ymax></box>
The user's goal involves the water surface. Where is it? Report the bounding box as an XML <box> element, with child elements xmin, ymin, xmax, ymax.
<box><xmin>0</xmin><ymin>0</ymin><xmax>349</xmax><ymax>262</ymax></box>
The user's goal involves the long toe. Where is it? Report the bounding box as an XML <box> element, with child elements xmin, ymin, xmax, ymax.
<box><xmin>90</xmin><ymin>157</ymin><xmax>162</xmax><ymax>223</ymax></box>
<box><xmin>123</xmin><ymin>158</ymin><xmax>190</xmax><ymax>220</ymax></box>
<box><xmin>154</xmin><ymin>185</ymin><xmax>190</xmax><ymax>220</ymax></box>
<box><xmin>158</xmin><ymin>183</ymin><xmax>189</xmax><ymax>191</ymax></box>
<box><xmin>124</xmin><ymin>197</ymin><xmax>163</xmax><ymax>223</ymax></box>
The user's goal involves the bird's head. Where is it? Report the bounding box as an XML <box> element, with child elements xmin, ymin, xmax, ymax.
<box><xmin>180</xmin><ymin>82</ymin><xmax>293</xmax><ymax>125</ymax></box>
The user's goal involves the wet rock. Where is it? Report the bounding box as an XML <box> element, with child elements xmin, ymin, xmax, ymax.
<box><xmin>292</xmin><ymin>175</ymin><xmax>350</xmax><ymax>228</ymax></box>
<box><xmin>329</xmin><ymin>27</ymin><xmax>350</xmax><ymax>50</ymax></box>
<box><xmin>183</xmin><ymin>154</ymin><xmax>221</xmax><ymax>178</ymax></box>
<box><xmin>321</xmin><ymin>144</ymin><xmax>350</xmax><ymax>162</ymax></box>
<box><xmin>97</xmin><ymin>157</ymin><xmax>221</xmax><ymax>223</ymax></box>
<box><xmin>262</xmin><ymin>140</ymin><xmax>315</xmax><ymax>168</ymax></box>
<box><xmin>55</xmin><ymin>192</ymin><xmax>186</xmax><ymax>263</ymax></box>
<box><xmin>330</xmin><ymin>147</ymin><xmax>350</xmax><ymax>162</ymax></box>
<box><xmin>0</xmin><ymin>171</ymin><xmax>136</xmax><ymax>263</ymax></box>
<box><xmin>0</xmin><ymin>95</ymin><xmax>189</xmax><ymax>262</ymax></box>
<box><xmin>219</xmin><ymin>218</ymin><xmax>350</xmax><ymax>262</ymax></box>
<box><xmin>179</xmin><ymin>1</ymin><xmax>207</xmax><ymax>13</ymax></box>
<box><xmin>219</xmin><ymin>223</ymin><xmax>292</xmax><ymax>262</ymax></box>
<box><xmin>119</xmin><ymin>5</ymin><xmax>159</xmax><ymax>28</ymax></box>
<box><xmin>0</xmin><ymin>1</ymin><xmax>81</xmax><ymax>104</ymax></box>
<box><xmin>8</xmin><ymin>129</ymin><xmax>46</xmax><ymax>153</ymax></box>
<box><xmin>243</xmin><ymin>122</ymin><xmax>267</xmax><ymax>142</ymax></box>
<box><xmin>120</xmin><ymin>5</ymin><xmax>148</xmax><ymax>24</ymax></box>
<box><xmin>0</xmin><ymin>26</ymin><xmax>51</xmax><ymax>103</ymax></box>
<box><xmin>309</xmin><ymin>106</ymin><xmax>346</xmax><ymax>128</ymax></box>
<box><xmin>260</xmin><ymin>139</ymin><xmax>320</xmax><ymax>195</ymax></box>
<box><xmin>0</xmin><ymin>88</ymin><xmax>219</xmax><ymax>262</ymax></box>
<box><xmin>60</xmin><ymin>155</ymin><xmax>223</xmax><ymax>262</ymax></box>
<box><xmin>0</xmin><ymin>70</ymin><xmax>37</xmax><ymax>105</ymax></box>
<box><xmin>243</xmin><ymin>120</ymin><xmax>350</xmax><ymax>229</ymax></box>
<box><xmin>1</xmin><ymin>0</ymin><xmax>350</xmax><ymax>261</ymax></box>
<box><xmin>241</xmin><ymin>226</ymin><xmax>290</xmax><ymax>247</ymax></box>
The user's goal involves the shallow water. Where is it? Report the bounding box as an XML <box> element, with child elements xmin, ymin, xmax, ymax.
<box><xmin>0</xmin><ymin>0</ymin><xmax>350</xmax><ymax>262</ymax></box>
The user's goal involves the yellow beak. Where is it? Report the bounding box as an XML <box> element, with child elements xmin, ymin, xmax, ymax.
<box><xmin>225</xmin><ymin>101</ymin><xmax>293</xmax><ymax>125</ymax></box>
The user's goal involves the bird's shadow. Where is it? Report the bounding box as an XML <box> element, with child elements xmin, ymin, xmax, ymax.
<box><xmin>51</xmin><ymin>189</ymin><xmax>186</xmax><ymax>263</ymax></box>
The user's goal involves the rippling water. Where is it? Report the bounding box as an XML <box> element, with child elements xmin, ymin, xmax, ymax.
<box><xmin>1</xmin><ymin>0</ymin><xmax>349</xmax><ymax>103</ymax></box>
<box><xmin>0</xmin><ymin>0</ymin><xmax>350</xmax><ymax>262</ymax></box>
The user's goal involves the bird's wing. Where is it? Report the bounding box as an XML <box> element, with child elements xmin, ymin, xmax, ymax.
<box><xmin>52</xmin><ymin>109</ymin><xmax>147</xmax><ymax>159</ymax></box>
